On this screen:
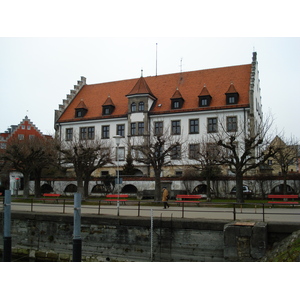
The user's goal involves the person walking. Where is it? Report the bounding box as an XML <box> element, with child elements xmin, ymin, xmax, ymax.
<box><xmin>162</xmin><ymin>187</ymin><xmax>169</xmax><ymax>209</ymax></box>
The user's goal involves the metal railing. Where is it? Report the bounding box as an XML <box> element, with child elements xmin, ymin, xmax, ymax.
<box><xmin>1</xmin><ymin>198</ymin><xmax>300</xmax><ymax>222</ymax></box>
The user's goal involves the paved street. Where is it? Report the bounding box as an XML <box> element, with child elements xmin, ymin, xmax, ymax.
<box><xmin>2</xmin><ymin>202</ymin><xmax>300</xmax><ymax>223</ymax></box>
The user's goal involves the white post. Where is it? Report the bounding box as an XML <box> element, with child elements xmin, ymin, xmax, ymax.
<box><xmin>150</xmin><ymin>209</ymin><xmax>153</xmax><ymax>261</ymax></box>
<box><xmin>113</xmin><ymin>135</ymin><xmax>122</xmax><ymax>216</ymax></box>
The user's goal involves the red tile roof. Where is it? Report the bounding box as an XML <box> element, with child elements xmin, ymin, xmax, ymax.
<box><xmin>57</xmin><ymin>64</ymin><xmax>252</xmax><ymax>123</ymax></box>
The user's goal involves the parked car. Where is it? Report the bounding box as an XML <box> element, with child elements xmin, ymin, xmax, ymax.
<box><xmin>230</xmin><ymin>185</ymin><xmax>252</xmax><ymax>194</ymax></box>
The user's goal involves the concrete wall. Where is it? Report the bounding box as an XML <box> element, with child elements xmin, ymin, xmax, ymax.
<box><xmin>1</xmin><ymin>212</ymin><xmax>300</xmax><ymax>262</ymax></box>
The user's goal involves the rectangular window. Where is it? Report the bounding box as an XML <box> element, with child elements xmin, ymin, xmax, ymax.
<box><xmin>227</xmin><ymin>116</ymin><xmax>237</xmax><ymax>132</ymax></box>
<box><xmin>138</xmin><ymin>122</ymin><xmax>144</xmax><ymax>135</ymax></box>
<box><xmin>131</xmin><ymin>123</ymin><xmax>136</xmax><ymax>136</ymax></box>
<box><xmin>66</xmin><ymin>128</ymin><xmax>73</xmax><ymax>141</ymax></box>
<box><xmin>154</xmin><ymin>121</ymin><xmax>163</xmax><ymax>135</ymax></box>
<box><xmin>207</xmin><ymin>118</ymin><xmax>218</xmax><ymax>133</ymax></box>
<box><xmin>201</xmin><ymin>98</ymin><xmax>208</xmax><ymax>106</ymax></box>
<box><xmin>117</xmin><ymin>124</ymin><xmax>125</xmax><ymax>137</ymax></box>
<box><xmin>87</xmin><ymin>127</ymin><xmax>95</xmax><ymax>140</ymax></box>
<box><xmin>102</xmin><ymin>125</ymin><xmax>110</xmax><ymax>139</ymax></box>
<box><xmin>80</xmin><ymin>127</ymin><xmax>87</xmax><ymax>140</ymax></box>
<box><xmin>171</xmin><ymin>145</ymin><xmax>181</xmax><ymax>160</ymax></box>
<box><xmin>189</xmin><ymin>144</ymin><xmax>200</xmax><ymax>159</ymax></box>
<box><xmin>189</xmin><ymin>119</ymin><xmax>199</xmax><ymax>134</ymax></box>
<box><xmin>171</xmin><ymin>120</ymin><xmax>181</xmax><ymax>135</ymax></box>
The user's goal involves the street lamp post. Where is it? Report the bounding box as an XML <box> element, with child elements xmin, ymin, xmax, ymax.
<box><xmin>113</xmin><ymin>135</ymin><xmax>122</xmax><ymax>216</ymax></box>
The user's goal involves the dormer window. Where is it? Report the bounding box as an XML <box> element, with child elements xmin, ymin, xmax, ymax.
<box><xmin>102</xmin><ymin>105</ymin><xmax>114</xmax><ymax>115</ymax></box>
<box><xmin>198</xmin><ymin>86</ymin><xmax>212</xmax><ymax>107</ymax></box>
<box><xmin>228</xmin><ymin>96</ymin><xmax>236</xmax><ymax>104</ymax></box>
<box><xmin>171</xmin><ymin>88</ymin><xmax>184</xmax><ymax>109</ymax></box>
<box><xmin>102</xmin><ymin>96</ymin><xmax>115</xmax><ymax>116</ymax></box>
<box><xmin>225</xmin><ymin>83</ymin><xmax>239</xmax><ymax>105</ymax></box>
<box><xmin>75</xmin><ymin>108</ymin><xmax>87</xmax><ymax>118</ymax></box>
<box><xmin>172</xmin><ymin>100</ymin><xmax>180</xmax><ymax>109</ymax></box>
<box><xmin>75</xmin><ymin>99</ymin><xmax>88</xmax><ymax>118</ymax></box>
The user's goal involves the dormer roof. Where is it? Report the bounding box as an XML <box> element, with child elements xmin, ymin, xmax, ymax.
<box><xmin>102</xmin><ymin>95</ymin><xmax>115</xmax><ymax>107</ymax></box>
<box><xmin>199</xmin><ymin>86</ymin><xmax>211</xmax><ymax>97</ymax></box>
<box><xmin>225</xmin><ymin>83</ymin><xmax>238</xmax><ymax>94</ymax></box>
<box><xmin>76</xmin><ymin>99</ymin><xmax>88</xmax><ymax>109</ymax></box>
<box><xmin>171</xmin><ymin>88</ymin><xmax>184</xmax><ymax>100</ymax></box>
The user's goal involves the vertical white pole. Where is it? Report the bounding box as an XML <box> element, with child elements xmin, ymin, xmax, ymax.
<box><xmin>117</xmin><ymin>144</ymin><xmax>120</xmax><ymax>216</ymax></box>
<box><xmin>150</xmin><ymin>209</ymin><xmax>153</xmax><ymax>261</ymax></box>
<box><xmin>73</xmin><ymin>192</ymin><xmax>82</xmax><ymax>262</ymax></box>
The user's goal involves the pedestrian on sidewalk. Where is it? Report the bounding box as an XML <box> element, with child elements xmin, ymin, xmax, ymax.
<box><xmin>162</xmin><ymin>187</ymin><xmax>169</xmax><ymax>209</ymax></box>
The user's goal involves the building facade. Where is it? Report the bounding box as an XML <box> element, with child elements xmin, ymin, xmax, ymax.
<box><xmin>55</xmin><ymin>52</ymin><xmax>263</xmax><ymax>190</ymax></box>
<box><xmin>0</xmin><ymin>116</ymin><xmax>51</xmax><ymax>194</ymax></box>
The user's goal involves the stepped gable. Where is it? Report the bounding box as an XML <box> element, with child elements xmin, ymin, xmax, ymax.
<box><xmin>56</xmin><ymin>64</ymin><xmax>252</xmax><ymax>123</ymax></box>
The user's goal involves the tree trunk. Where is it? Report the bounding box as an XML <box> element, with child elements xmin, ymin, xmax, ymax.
<box><xmin>77</xmin><ymin>174</ymin><xmax>84</xmax><ymax>199</ymax></box>
<box><xmin>235</xmin><ymin>172</ymin><xmax>244</xmax><ymax>203</ymax></box>
<box><xmin>83</xmin><ymin>175</ymin><xmax>90</xmax><ymax>200</ymax></box>
<box><xmin>206</xmin><ymin>173</ymin><xmax>212</xmax><ymax>201</ymax></box>
<box><xmin>34</xmin><ymin>169</ymin><xmax>42</xmax><ymax>198</ymax></box>
<box><xmin>154</xmin><ymin>169</ymin><xmax>162</xmax><ymax>202</ymax></box>
<box><xmin>23</xmin><ymin>172</ymin><xmax>30</xmax><ymax>198</ymax></box>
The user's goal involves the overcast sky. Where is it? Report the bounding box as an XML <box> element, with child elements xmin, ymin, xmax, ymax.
<box><xmin>1</xmin><ymin>2</ymin><xmax>299</xmax><ymax>140</ymax></box>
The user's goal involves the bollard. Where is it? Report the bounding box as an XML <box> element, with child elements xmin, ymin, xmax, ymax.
<box><xmin>3</xmin><ymin>190</ymin><xmax>12</xmax><ymax>262</ymax></box>
<box><xmin>73</xmin><ymin>193</ymin><xmax>82</xmax><ymax>262</ymax></box>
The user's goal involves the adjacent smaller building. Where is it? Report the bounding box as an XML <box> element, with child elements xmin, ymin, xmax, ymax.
<box><xmin>0</xmin><ymin>116</ymin><xmax>52</xmax><ymax>194</ymax></box>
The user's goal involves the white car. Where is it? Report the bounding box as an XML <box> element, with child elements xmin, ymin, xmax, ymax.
<box><xmin>231</xmin><ymin>186</ymin><xmax>252</xmax><ymax>194</ymax></box>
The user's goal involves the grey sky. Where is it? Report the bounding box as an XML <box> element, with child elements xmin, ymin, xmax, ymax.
<box><xmin>1</xmin><ymin>1</ymin><xmax>299</xmax><ymax>139</ymax></box>
<box><xmin>1</xmin><ymin>37</ymin><xmax>299</xmax><ymax>138</ymax></box>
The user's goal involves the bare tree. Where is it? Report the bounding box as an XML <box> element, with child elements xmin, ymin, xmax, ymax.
<box><xmin>59</xmin><ymin>137</ymin><xmax>112</xmax><ymax>199</ymax></box>
<box><xmin>131</xmin><ymin>131</ymin><xmax>184</xmax><ymax>201</ymax></box>
<box><xmin>212</xmin><ymin>115</ymin><xmax>276</xmax><ymax>203</ymax></box>
<box><xmin>2</xmin><ymin>136</ymin><xmax>57</xmax><ymax>198</ymax></box>
<box><xmin>190</xmin><ymin>136</ymin><xmax>222</xmax><ymax>201</ymax></box>
<box><xmin>270</xmin><ymin>135</ymin><xmax>299</xmax><ymax>195</ymax></box>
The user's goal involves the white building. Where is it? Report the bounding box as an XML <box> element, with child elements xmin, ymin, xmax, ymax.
<box><xmin>54</xmin><ymin>52</ymin><xmax>263</xmax><ymax>195</ymax></box>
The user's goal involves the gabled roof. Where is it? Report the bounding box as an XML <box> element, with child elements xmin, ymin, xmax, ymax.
<box><xmin>57</xmin><ymin>64</ymin><xmax>252</xmax><ymax>123</ymax></box>
<box><xmin>126</xmin><ymin>76</ymin><xmax>156</xmax><ymax>99</ymax></box>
